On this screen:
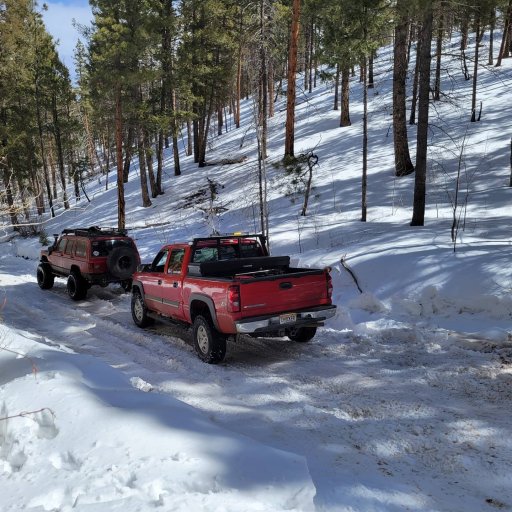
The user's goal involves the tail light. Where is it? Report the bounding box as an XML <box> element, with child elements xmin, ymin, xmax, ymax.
<box><xmin>227</xmin><ymin>285</ymin><xmax>241</xmax><ymax>313</ymax></box>
<box><xmin>326</xmin><ymin>271</ymin><xmax>333</xmax><ymax>299</ymax></box>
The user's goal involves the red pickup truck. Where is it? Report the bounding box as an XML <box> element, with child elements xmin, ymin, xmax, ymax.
<box><xmin>131</xmin><ymin>234</ymin><xmax>336</xmax><ymax>363</ymax></box>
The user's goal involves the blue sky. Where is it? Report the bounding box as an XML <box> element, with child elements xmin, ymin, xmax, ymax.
<box><xmin>41</xmin><ymin>0</ymin><xmax>93</xmax><ymax>77</ymax></box>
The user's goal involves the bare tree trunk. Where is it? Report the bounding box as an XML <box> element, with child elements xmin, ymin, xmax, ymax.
<box><xmin>460</xmin><ymin>15</ymin><xmax>468</xmax><ymax>51</ymax></box>
<box><xmin>284</xmin><ymin>0</ymin><xmax>300</xmax><ymax>158</ymax></box>
<box><xmin>171</xmin><ymin>89</ymin><xmax>181</xmax><ymax>176</ymax></box>
<box><xmin>143</xmin><ymin>129</ymin><xmax>158</xmax><ymax>197</ymax></box>
<box><xmin>217</xmin><ymin>105</ymin><xmax>223</xmax><ymax>136</ymax></box>
<box><xmin>137</xmin><ymin>129</ymin><xmax>152</xmax><ymax>207</ymax></box>
<box><xmin>73</xmin><ymin>163</ymin><xmax>80</xmax><ymax>202</ymax></box>
<box><xmin>234</xmin><ymin>4</ymin><xmax>245</xmax><ymax>128</ymax></box>
<box><xmin>308</xmin><ymin>19</ymin><xmax>314</xmax><ymax>93</ymax></box>
<box><xmin>268</xmin><ymin>59</ymin><xmax>275</xmax><ymax>117</ymax></box>
<box><xmin>122</xmin><ymin>126</ymin><xmax>134</xmax><ymax>183</ymax></box>
<box><xmin>259</xmin><ymin>0</ymin><xmax>268</xmax><ymax>160</ymax></box>
<box><xmin>301</xmin><ymin>152</ymin><xmax>318</xmax><ymax>217</ymax></box>
<box><xmin>303</xmin><ymin>21</ymin><xmax>310</xmax><ymax>91</ymax></box>
<box><xmin>50</xmin><ymin>149</ymin><xmax>57</xmax><ymax>198</ymax></box>
<box><xmin>489</xmin><ymin>9</ymin><xmax>495</xmax><ymax>65</ymax></box>
<box><xmin>411</xmin><ymin>1</ymin><xmax>433</xmax><ymax>227</ymax></box>
<box><xmin>368</xmin><ymin>53</ymin><xmax>374</xmax><ymax>89</ymax></box>
<box><xmin>361</xmin><ymin>59</ymin><xmax>368</xmax><ymax>222</ymax></box>
<box><xmin>496</xmin><ymin>0</ymin><xmax>512</xmax><ymax>66</ymax></box>
<box><xmin>187</xmin><ymin>118</ymin><xmax>193</xmax><ymax>156</ymax></box>
<box><xmin>407</xmin><ymin>21</ymin><xmax>414</xmax><ymax>65</ymax></box>
<box><xmin>115</xmin><ymin>85</ymin><xmax>125</xmax><ymax>230</ymax></box>
<box><xmin>434</xmin><ymin>5</ymin><xmax>444</xmax><ymax>101</ymax></box>
<box><xmin>393</xmin><ymin>2</ymin><xmax>415</xmax><ymax>177</ymax></box>
<box><xmin>193</xmin><ymin>118</ymin><xmax>200</xmax><ymax>163</ymax></box>
<box><xmin>409</xmin><ymin>37</ymin><xmax>421</xmax><ymax>125</ymax></box>
<box><xmin>340</xmin><ymin>65</ymin><xmax>351</xmax><ymax>127</ymax></box>
<box><xmin>333</xmin><ymin>63</ymin><xmax>340</xmax><ymax>110</ymax></box>
<box><xmin>470</xmin><ymin>20</ymin><xmax>481</xmax><ymax>122</ymax></box>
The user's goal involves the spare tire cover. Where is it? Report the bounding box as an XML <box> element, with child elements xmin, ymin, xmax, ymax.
<box><xmin>107</xmin><ymin>246</ymin><xmax>138</xmax><ymax>279</ymax></box>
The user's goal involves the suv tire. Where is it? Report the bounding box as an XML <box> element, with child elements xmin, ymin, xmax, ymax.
<box><xmin>107</xmin><ymin>246</ymin><xmax>138</xmax><ymax>280</ymax></box>
<box><xmin>131</xmin><ymin>290</ymin><xmax>153</xmax><ymax>327</ymax></box>
<box><xmin>36</xmin><ymin>263</ymin><xmax>55</xmax><ymax>290</ymax></box>
<box><xmin>192</xmin><ymin>314</ymin><xmax>226</xmax><ymax>364</ymax></box>
<box><xmin>67</xmin><ymin>272</ymin><xmax>87</xmax><ymax>301</ymax></box>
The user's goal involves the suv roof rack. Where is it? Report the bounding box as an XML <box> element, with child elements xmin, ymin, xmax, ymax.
<box><xmin>61</xmin><ymin>226</ymin><xmax>128</xmax><ymax>237</ymax></box>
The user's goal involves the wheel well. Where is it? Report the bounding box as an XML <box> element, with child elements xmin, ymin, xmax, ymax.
<box><xmin>70</xmin><ymin>265</ymin><xmax>81</xmax><ymax>276</ymax></box>
<box><xmin>190</xmin><ymin>300</ymin><xmax>211</xmax><ymax>323</ymax></box>
<box><xmin>40</xmin><ymin>256</ymin><xmax>49</xmax><ymax>263</ymax></box>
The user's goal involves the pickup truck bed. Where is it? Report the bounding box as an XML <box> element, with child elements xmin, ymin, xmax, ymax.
<box><xmin>131</xmin><ymin>234</ymin><xmax>336</xmax><ymax>363</ymax></box>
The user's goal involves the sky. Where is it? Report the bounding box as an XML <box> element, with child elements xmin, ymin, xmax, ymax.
<box><xmin>41</xmin><ymin>0</ymin><xmax>93</xmax><ymax>78</ymax></box>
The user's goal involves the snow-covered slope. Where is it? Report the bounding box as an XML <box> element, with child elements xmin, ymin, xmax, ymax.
<box><xmin>1</xmin><ymin>31</ymin><xmax>512</xmax><ymax>512</ymax></box>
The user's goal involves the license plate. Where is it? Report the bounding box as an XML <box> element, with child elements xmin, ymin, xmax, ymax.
<box><xmin>279</xmin><ymin>313</ymin><xmax>297</xmax><ymax>324</ymax></box>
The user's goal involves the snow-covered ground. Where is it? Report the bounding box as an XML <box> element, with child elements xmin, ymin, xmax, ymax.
<box><xmin>1</xmin><ymin>33</ymin><xmax>512</xmax><ymax>511</ymax></box>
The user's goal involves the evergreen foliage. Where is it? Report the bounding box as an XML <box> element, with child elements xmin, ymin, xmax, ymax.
<box><xmin>1</xmin><ymin>0</ymin><xmax>511</xmax><ymax>230</ymax></box>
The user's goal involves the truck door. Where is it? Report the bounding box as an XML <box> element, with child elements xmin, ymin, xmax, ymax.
<box><xmin>160</xmin><ymin>248</ymin><xmax>186</xmax><ymax>319</ymax></box>
<box><xmin>142</xmin><ymin>248</ymin><xmax>169</xmax><ymax>314</ymax></box>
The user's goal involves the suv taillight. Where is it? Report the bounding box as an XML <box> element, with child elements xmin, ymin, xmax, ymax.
<box><xmin>227</xmin><ymin>285</ymin><xmax>241</xmax><ymax>313</ymax></box>
<box><xmin>326</xmin><ymin>272</ymin><xmax>333</xmax><ymax>299</ymax></box>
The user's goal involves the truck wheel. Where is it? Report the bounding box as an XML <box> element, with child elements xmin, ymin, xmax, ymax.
<box><xmin>131</xmin><ymin>290</ymin><xmax>153</xmax><ymax>328</ymax></box>
<box><xmin>36</xmin><ymin>263</ymin><xmax>54</xmax><ymax>290</ymax></box>
<box><xmin>193</xmin><ymin>315</ymin><xmax>226</xmax><ymax>364</ymax></box>
<box><xmin>107</xmin><ymin>247</ymin><xmax>138</xmax><ymax>280</ymax></box>
<box><xmin>287</xmin><ymin>326</ymin><xmax>317</xmax><ymax>343</ymax></box>
<box><xmin>67</xmin><ymin>272</ymin><xmax>87</xmax><ymax>301</ymax></box>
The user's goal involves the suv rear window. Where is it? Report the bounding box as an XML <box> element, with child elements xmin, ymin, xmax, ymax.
<box><xmin>91</xmin><ymin>239</ymin><xmax>134</xmax><ymax>257</ymax></box>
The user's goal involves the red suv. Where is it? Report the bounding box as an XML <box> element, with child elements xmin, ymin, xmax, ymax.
<box><xmin>37</xmin><ymin>226</ymin><xmax>140</xmax><ymax>300</ymax></box>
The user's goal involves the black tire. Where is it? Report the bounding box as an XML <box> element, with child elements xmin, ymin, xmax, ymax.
<box><xmin>36</xmin><ymin>263</ymin><xmax>54</xmax><ymax>290</ymax></box>
<box><xmin>192</xmin><ymin>314</ymin><xmax>226</xmax><ymax>364</ymax></box>
<box><xmin>67</xmin><ymin>272</ymin><xmax>87</xmax><ymax>301</ymax></box>
<box><xmin>287</xmin><ymin>326</ymin><xmax>317</xmax><ymax>343</ymax></box>
<box><xmin>107</xmin><ymin>247</ymin><xmax>138</xmax><ymax>280</ymax></box>
<box><xmin>131</xmin><ymin>290</ymin><xmax>153</xmax><ymax>328</ymax></box>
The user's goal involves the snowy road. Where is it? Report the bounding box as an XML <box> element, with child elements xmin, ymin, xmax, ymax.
<box><xmin>2</xmin><ymin>251</ymin><xmax>512</xmax><ymax>512</ymax></box>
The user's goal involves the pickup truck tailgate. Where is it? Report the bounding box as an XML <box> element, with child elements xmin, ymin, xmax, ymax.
<box><xmin>238</xmin><ymin>270</ymin><xmax>329</xmax><ymax>317</ymax></box>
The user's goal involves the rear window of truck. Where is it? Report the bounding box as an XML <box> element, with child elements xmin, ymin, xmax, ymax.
<box><xmin>192</xmin><ymin>239</ymin><xmax>264</xmax><ymax>262</ymax></box>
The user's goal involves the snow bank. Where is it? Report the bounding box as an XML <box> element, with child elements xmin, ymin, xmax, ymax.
<box><xmin>0</xmin><ymin>324</ymin><xmax>315</xmax><ymax>512</ymax></box>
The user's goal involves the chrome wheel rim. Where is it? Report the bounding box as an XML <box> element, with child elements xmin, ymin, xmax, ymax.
<box><xmin>196</xmin><ymin>325</ymin><xmax>209</xmax><ymax>354</ymax></box>
<box><xmin>133</xmin><ymin>296</ymin><xmax>144</xmax><ymax>321</ymax></box>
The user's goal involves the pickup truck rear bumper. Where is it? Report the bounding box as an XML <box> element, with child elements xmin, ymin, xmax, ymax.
<box><xmin>235</xmin><ymin>305</ymin><xmax>336</xmax><ymax>334</ymax></box>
